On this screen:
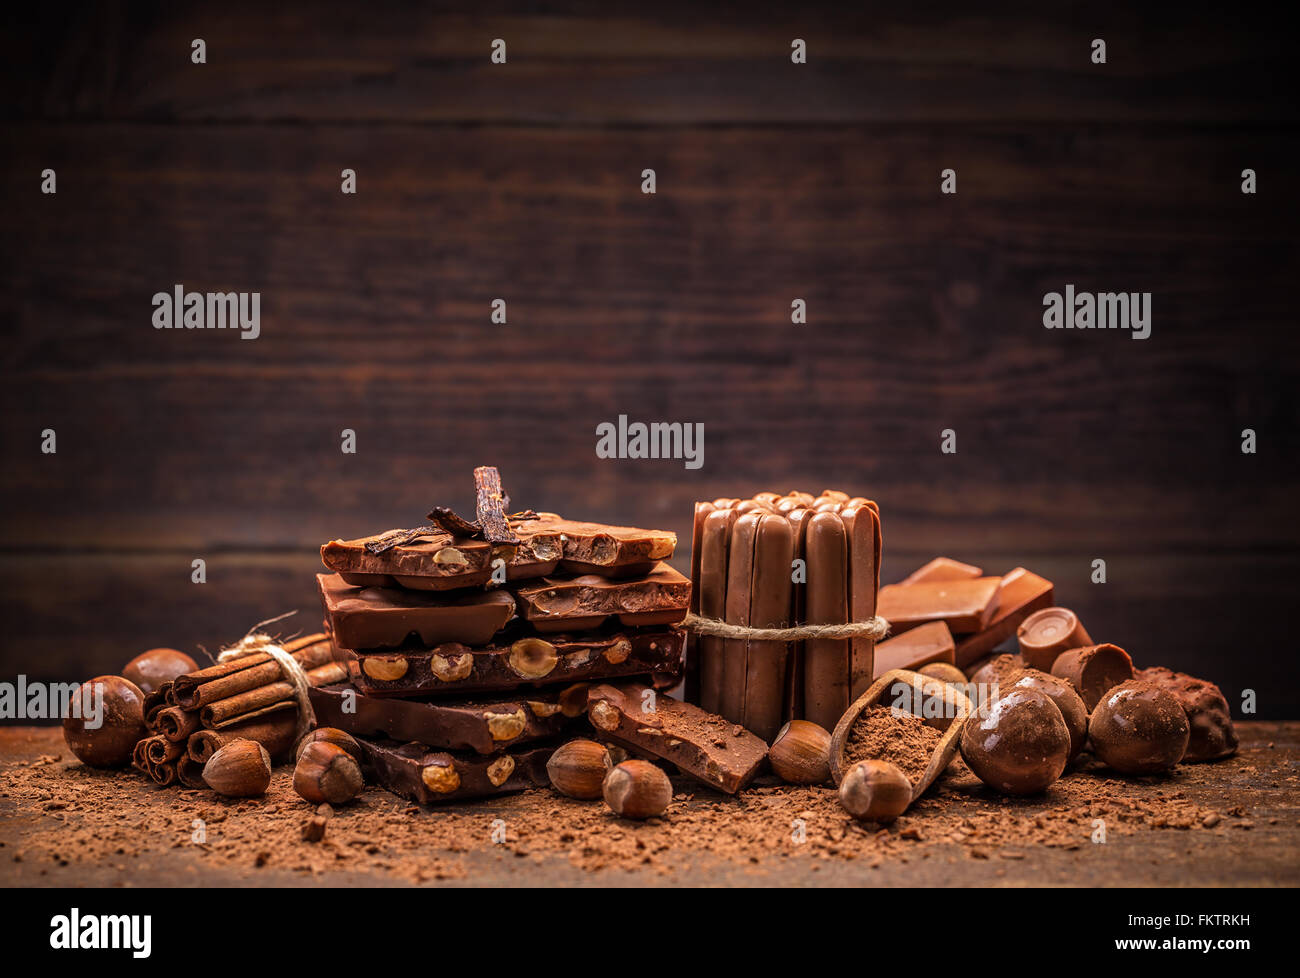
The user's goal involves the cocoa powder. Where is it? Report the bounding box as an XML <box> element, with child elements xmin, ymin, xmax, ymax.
<box><xmin>843</xmin><ymin>706</ymin><xmax>942</xmax><ymax>784</ymax></box>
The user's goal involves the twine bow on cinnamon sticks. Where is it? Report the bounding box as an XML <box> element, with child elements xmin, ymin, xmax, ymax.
<box><xmin>681</xmin><ymin>612</ymin><xmax>890</xmax><ymax>643</ymax></box>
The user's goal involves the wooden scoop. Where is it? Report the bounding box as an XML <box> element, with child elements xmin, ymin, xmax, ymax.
<box><xmin>828</xmin><ymin>668</ymin><xmax>973</xmax><ymax>803</ymax></box>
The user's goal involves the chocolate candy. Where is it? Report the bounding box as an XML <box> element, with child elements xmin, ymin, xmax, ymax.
<box><xmin>319</xmin><ymin>573</ymin><xmax>515</xmax><ymax>648</ymax></box>
<box><xmin>877</xmin><ymin>576</ymin><xmax>1002</xmax><ymax>636</ymax></box>
<box><xmin>697</xmin><ymin>506</ymin><xmax>739</xmax><ymax>716</ymax></box>
<box><xmin>322</xmin><ymin>513</ymin><xmax>676</xmax><ymax>590</ymax></box>
<box><xmin>1051</xmin><ymin>643</ymin><xmax>1134</xmax><ymax>712</ymax></box>
<box><xmin>1088</xmin><ymin>680</ymin><xmax>1190</xmax><ymax>774</ymax></box>
<box><xmin>513</xmin><ymin>563</ymin><xmax>690</xmax><ymax>633</ymax></box>
<box><xmin>960</xmin><ymin>686</ymin><xmax>1071</xmax><ymax>795</ymax></box>
<box><xmin>587</xmin><ymin>682</ymin><xmax>768</xmax><ymax>794</ymax></box>
<box><xmin>1006</xmin><ymin>668</ymin><xmax>1088</xmax><ymax>760</ymax></box>
<box><xmin>309</xmin><ymin>682</ymin><xmax>581</xmax><ymax>754</ymax></box>
<box><xmin>1017</xmin><ymin>606</ymin><xmax>1092</xmax><ymax>671</ymax></box>
<box><xmin>899</xmin><ymin>557</ymin><xmax>983</xmax><ymax>585</ymax></box>
<box><xmin>967</xmin><ymin>653</ymin><xmax>1025</xmax><ymax>689</ymax></box>
<box><xmin>344</xmin><ymin>626</ymin><xmax>686</xmax><ymax>698</ymax></box>
<box><xmin>1134</xmin><ymin>667</ymin><xmax>1237</xmax><ymax>762</ymax></box>
<box><xmin>742</xmin><ymin>514</ymin><xmax>795</xmax><ymax>741</ymax></box>
<box><xmin>122</xmin><ymin>648</ymin><xmax>199</xmax><ymax>695</ymax></box>
<box><xmin>873</xmin><ymin>621</ymin><xmax>956</xmax><ymax>679</ymax></box>
<box><xmin>953</xmin><ymin>567</ymin><xmax>1054</xmax><ymax>667</ymax></box>
<box><xmin>62</xmin><ymin>676</ymin><xmax>149</xmax><ymax>768</ymax></box>
<box><xmin>356</xmin><ymin>735</ymin><xmax>554</xmax><ymax>804</ymax></box>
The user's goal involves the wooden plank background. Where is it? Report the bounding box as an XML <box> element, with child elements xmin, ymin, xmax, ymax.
<box><xmin>2</xmin><ymin>2</ymin><xmax>1296</xmax><ymax>716</ymax></box>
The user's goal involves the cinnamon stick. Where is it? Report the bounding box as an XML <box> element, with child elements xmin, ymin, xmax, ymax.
<box><xmin>172</xmin><ymin>634</ymin><xmax>332</xmax><ymax>710</ymax></box>
<box><xmin>187</xmin><ymin>714</ymin><xmax>298</xmax><ymax>764</ymax></box>
<box><xmin>157</xmin><ymin>706</ymin><xmax>202</xmax><ymax>743</ymax></box>
<box><xmin>149</xmin><ymin>759</ymin><xmax>178</xmax><ymax>787</ymax></box>
<box><xmin>474</xmin><ymin>465</ymin><xmax>520</xmax><ymax>547</ymax></box>
<box><xmin>143</xmin><ymin>682</ymin><xmax>173</xmax><ymax>731</ymax></box>
<box><xmin>176</xmin><ymin>756</ymin><xmax>207</xmax><ymax>789</ymax></box>
<box><xmin>199</xmin><ymin>661</ymin><xmax>346</xmax><ymax>727</ymax></box>
<box><xmin>144</xmin><ymin>734</ymin><xmax>184</xmax><ymax>765</ymax></box>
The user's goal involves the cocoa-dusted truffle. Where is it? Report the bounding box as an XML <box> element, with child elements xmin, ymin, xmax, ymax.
<box><xmin>1089</xmin><ymin>680</ymin><xmax>1190</xmax><ymax>774</ymax></box>
<box><xmin>1050</xmin><ymin>643</ymin><xmax>1134</xmax><ymax>712</ymax></box>
<box><xmin>62</xmin><ymin>676</ymin><xmax>148</xmax><ymax>768</ymax></box>
<box><xmin>960</xmin><ymin>686</ymin><xmax>1070</xmax><ymax>795</ymax></box>
<box><xmin>1007</xmin><ymin>669</ymin><xmax>1089</xmax><ymax>760</ymax></box>
<box><xmin>967</xmin><ymin>653</ymin><xmax>1025</xmax><ymax>690</ymax></box>
<box><xmin>1136</xmin><ymin>667</ymin><xmax>1237</xmax><ymax>763</ymax></box>
<box><xmin>122</xmin><ymin>647</ymin><xmax>198</xmax><ymax>695</ymax></box>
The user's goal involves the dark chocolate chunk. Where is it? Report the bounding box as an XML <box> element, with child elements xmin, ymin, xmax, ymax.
<box><xmin>356</xmin><ymin>735</ymin><xmax>554</xmax><ymax>804</ymax></box>
<box><xmin>318</xmin><ymin>573</ymin><xmax>515</xmax><ymax>649</ymax></box>
<box><xmin>512</xmin><ymin>564</ymin><xmax>690</xmax><ymax>632</ymax></box>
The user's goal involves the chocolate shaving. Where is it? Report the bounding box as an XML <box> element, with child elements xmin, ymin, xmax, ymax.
<box><xmin>474</xmin><ymin>466</ymin><xmax>520</xmax><ymax>546</ymax></box>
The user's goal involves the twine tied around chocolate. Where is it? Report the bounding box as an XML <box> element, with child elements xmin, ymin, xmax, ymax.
<box><xmin>217</xmin><ymin>611</ymin><xmax>316</xmax><ymax>741</ymax></box>
<box><xmin>682</xmin><ymin>611</ymin><xmax>890</xmax><ymax>643</ymax></box>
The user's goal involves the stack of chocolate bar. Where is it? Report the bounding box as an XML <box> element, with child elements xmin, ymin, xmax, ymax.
<box><xmin>689</xmin><ymin>490</ymin><xmax>882</xmax><ymax>740</ymax></box>
<box><xmin>310</xmin><ymin>467</ymin><xmax>692</xmax><ymax>803</ymax></box>
<box><xmin>873</xmin><ymin>558</ymin><xmax>1054</xmax><ymax>674</ymax></box>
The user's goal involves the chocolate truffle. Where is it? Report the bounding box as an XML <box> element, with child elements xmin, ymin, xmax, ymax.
<box><xmin>1017</xmin><ymin>607</ymin><xmax>1092</xmax><ymax>671</ymax></box>
<box><xmin>1050</xmin><ymin>643</ymin><xmax>1134</xmax><ymax>712</ymax></box>
<box><xmin>968</xmin><ymin>653</ymin><xmax>1025</xmax><ymax>690</ymax></box>
<box><xmin>122</xmin><ymin>647</ymin><xmax>198</xmax><ymax>695</ymax></box>
<box><xmin>960</xmin><ymin>686</ymin><xmax>1070</xmax><ymax>795</ymax></box>
<box><xmin>62</xmin><ymin>675</ymin><xmax>148</xmax><ymax>768</ymax></box>
<box><xmin>1007</xmin><ymin>669</ymin><xmax>1088</xmax><ymax>760</ymax></box>
<box><xmin>1089</xmin><ymin>680</ymin><xmax>1190</xmax><ymax>774</ymax></box>
<box><xmin>918</xmin><ymin>662</ymin><xmax>968</xmax><ymax>687</ymax></box>
<box><xmin>1135</xmin><ymin>666</ymin><xmax>1237</xmax><ymax>762</ymax></box>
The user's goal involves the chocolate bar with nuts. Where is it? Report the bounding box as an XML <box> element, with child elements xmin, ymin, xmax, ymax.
<box><xmin>512</xmin><ymin>563</ymin><xmax>690</xmax><ymax>633</ymax></box>
<box><xmin>587</xmin><ymin>682</ymin><xmax>768</xmax><ymax>794</ymax></box>
<box><xmin>342</xmin><ymin>626</ymin><xmax>686</xmax><ymax>698</ymax></box>
<box><xmin>321</xmin><ymin>513</ymin><xmax>676</xmax><ymax>591</ymax></box>
<box><xmin>309</xmin><ymin>682</ymin><xmax>584</xmax><ymax>754</ymax></box>
<box><xmin>356</xmin><ymin>735</ymin><xmax>554</xmax><ymax>804</ymax></box>
<box><xmin>318</xmin><ymin>573</ymin><xmax>516</xmax><ymax>649</ymax></box>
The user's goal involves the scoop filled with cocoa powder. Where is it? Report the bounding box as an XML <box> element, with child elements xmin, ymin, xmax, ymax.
<box><xmin>842</xmin><ymin>706</ymin><xmax>942</xmax><ymax>786</ymax></box>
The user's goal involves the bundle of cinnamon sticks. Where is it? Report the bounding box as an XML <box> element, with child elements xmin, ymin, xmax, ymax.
<box><xmin>132</xmin><ymin>633</ymin><xmax>346</xmax><ymax>788</ymax></box>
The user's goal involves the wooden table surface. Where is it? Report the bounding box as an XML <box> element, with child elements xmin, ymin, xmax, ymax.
<box><xmin>2</xmin><ymin>720</ymin><xmax>1295</xmax><ymax>887</ymax></box>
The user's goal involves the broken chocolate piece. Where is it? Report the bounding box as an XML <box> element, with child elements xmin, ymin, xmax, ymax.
<box><xmin>586</xmin><ymin>682</ymin><xmax>767</xmax><ymax>794</ymax></box>
<box><xmin>899</xmin><ymin>557</ymin><xmax>984</xmax><ymax>586</ymax></box>
<box><xmin>953</xmin><ymin>568</ymin><xmax>1054</xmax><ymax>667</ymax></box>
<box><xmin>1135</xmin><ymin>666</ymin><xmax>1238</xmax><ymax>762</ymax></box>
<box><xmin>343</xmin><ymin>626</ymin><xmax>686</xmax><ymax>698</ymax></box>
<box><xmin>318</xmin><ymin>573</ymin><xmax>515</xmax><ymax>649</ymax></box>
<box><xmin>873</xmin><ymin>621</ymin><xmax>956</xmax><ymax>679</ymax></box>
<box><xmin>309</xmin><ymin>683</ymin><xmax>578</xmax><ymax>754</ymax></box>
<box><xmin>356</xmin><ymin>735</ymin><xmax>553</xmax><ymax>804</ymax></box>
<box><xmin>877</xmin><ymin>576</ymin><xmax>1002</xmax><ymax>636</ymax></box>
<box><xmin>512</xmin><ymin>564</ymin><xmax>690</xmax><ymax>632</ymax></box>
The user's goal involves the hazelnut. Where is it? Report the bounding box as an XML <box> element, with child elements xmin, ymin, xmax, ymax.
<box><xmin>1089</xmin><ymin>680</ymin><xmax>1190</xmax><ymax>774</ymax></box>
<box><xmin>486</xmin><ymin>755</ymin><xmax>516</xmax><ymax>787</ymax></box>
<box><xmin>430</xmin><ymin>651</ymin><xmax>473</xmax><ymax>682</ymax></box>
<box><xmin>558</xmin><ymin>683</ymin><xmax>590</xmax><ymax>718</ymax></box>
<box><xmin>361</xmin><ymin>655</ymin><xmax>409</xmax><ymax>682</ymax></box>
<box><xmin>433</xmin><ymin>546</ymin><xmax>468</xmax><ymax>566</ymax></box>
<box><xmin>122</xmin><ymin>648</ymin><xmax>198</xmax><ymax>695</ymax></box>
<box><xmin>420</xmin><ymin>761</ymin><xmax>460</xmax><ymax>794</ymax></box>
<box><xmin>589</xmin><ymin>699</ymin><xmax>621</xmax><ymax>732</ymax></box>
<box><xmin>203</xmin><ymin>739</ymin><xmax>273</xmax><ymax>797</ymax></box>
<box><xmin>296</xmin><ymin>727</ymin><xmax>363</xmax><ymax>766</ymax></box>
<box><xmin>768</xmin><ymin>720</ymin><xmax>831</xmax><ymax>785</ymax></box>
<box><xmin>838</xmin><ymin>759</ymin><xmax>911</xmax><ymax>822</ymax></box>
<box><xmin>484</xmin><ymin>708</ymin><xmax>527</xmax><ymax>741</ymax></box>
<box><xmin>62</xmin><ymin>676</ymin><xmax>148</xmax><ymax>768</ymax></box>
<box><xmin>294</xmin><ymin>741</ymin><xmax>364</xmax><ymax>804</ymax></box>
<box><xmin>602</xmin><ymin>760</ymin><xmax>672</xmax><ymax>819</ymax></box>
<box><xmin>546</xmin><ymin>738</ymin><xmax>612</xmax><ymax>799</ymax></box>
<box><xmin>508</xmin><ymin>638</ymin><xmax>557</xmax><ymax>679</ymax></box>
<box><xmin>603</xmin><ymin>638</ymin><xmax>632</xmax><ymax>664</ymax></box>
<box><xmin>917</xmin><ymin>662</ymin><xmax>967</xmax><ymax>687</ymax></box>
<box><xmin>527</xmin><ymin>700</ymin><xmax>561</xmax><ymax>718</ymax></box>
<box><xmin>960</xmin><ymin>686</ymin><xmax>1070</xmax><ymax>795</ymax></box>
<box><xmin>1006</xmin><ymin>669</ymin><xmax>1089</xmax><ymax>760</ymax></box>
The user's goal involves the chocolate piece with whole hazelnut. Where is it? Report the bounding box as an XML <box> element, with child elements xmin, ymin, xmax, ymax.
<box><xmin>513</xmin><ymin>564</ymin><xmax>691</xmax><ymax>633</ymax></box>
<box><xmin>310</xmin><ymin>682</ymin><xmax>580</xmax><ymax>754</ymax></box>
<box><xmin>1089</xmin><ymin>680</ymin><xmax>1190</xmax><ymax>774</ymax></box>
<box><xmin>344</xmin><ymin>626</ymin><xmax>685</xmax><ymax>698</ymax></box>
<box><xmin>1135</xmin><ymin>666</ymin><xmax>1237</xmax><ymax>762</ymax></box>
<box><xmin>122</xmin><ymin>648</ymin><xmax>199</xmax><ymax>695</ymax></box>
<box><xmin>62</xmin><ymin>676</ymin><xmax>148</xmax><ymax>768</ymax></box>
<box><xmin>355</xmin><ymin>735</ymin><xmax>554</xmax><ymax>805</ymax></box>
<box><xmin>602</xmin><ymin>759</ymin><xmax>673</xmax><ymax>819</ymax></box>
<box><xmin>768</xmin><ymin>720</ymin><xmax>831</xmax><ymax>785</ymax></box>
<box><xmin>1005</xmin><ymin>669</ymin><xmax>1088</xmax><ymax>760</ymax></box>
<box><xmin>547</xmin><ymin>738</ymin><xmax>614</xmax><ymax>799</ymax></box>
<box><xmin>953</xmin><ymin>567</ymin><xmax>1054</xmax><ymax>667</ymax></box>
<box><xmin>318</xmin><ymin>573</ymin><xmax>515</xmax><ymax>649</ymax></box>
<box><xmin>1017</xmin><ymin>607</ymin><xmax>1093</xmax><ymax>672</ymax></box>
<box><xmin>294</xmin><ymin>741</ymin><xmax>364</xmax><ymax>804</ymax></box>
<box><xmin>1050</xmin><ymin>643</ymin><xmax>1134</xmax><ymax>712</ymax></box>
<box><xmin>839</xmin><ymin>759</ymin><xmax>912</xmax><ymax>822</ymax></box>
<box><xmin>586</xmin><ymin>682</ymin><xmax>768</xmax><ymax>794</ymax></box>
<box><xmin>873</xmin><ymin>621</ymin><xmax>956</xmax><ymax>679</ymax></box>
<box><xmin>960</xmin><ymin>686</ymin><xmax>1071</xmax><ymax>795</ymax></box>
<box><xmin>203</xmin><ymin>739</ymin><xmax>273</xmax><ymax>797</ymax></box>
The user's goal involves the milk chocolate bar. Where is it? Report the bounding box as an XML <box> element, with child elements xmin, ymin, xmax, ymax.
<box><xmin>344</xmin><ymin>626</ymin><xmax>686</xmax><ymax>697</ymax></box>
<box><xmin>309</xmin><ymin>682</ymin><xmax>580</xmax><ymax>754</ymax></box>
<box><xmin>356</xmin><ymin>735</ymin><xmax>554</xmax><ymax>804</ymax></box>
<box><xmin>322</xmin><ymin>513</ymin><xmax>676</xmax><ymax>590</ymax></box>
<box><xmin>512</xmin><ymin>563</ymin><xmax>690</xmax><ymax>633</ymax></box>
<box><xmin>318</xmin><ymin>573</ymin><xmax>515</xmax><ymax>649</ymax></box>
<box><xmin>587</xmin><ymin>682</ymin><xmax>768</xmax><ymax>794</ymax></box>
<box><xmin>873</xmin><ymin>621</ymin><xmax>956</xmax><ymax>678</ymax></box>
<box><xmin>899</xmin><ymin>557</ymin><xmax>984</xmax><ymax>585</ymax></box>
<box><xmin>953</xmin><ymin>567</ymin><xmax>1054</xmax><ymax>667</ymax></box>
<box><xmin>877</xmin><ymin>576</ymin><xmax>1001</xmax><ymax>636</ymax></box>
